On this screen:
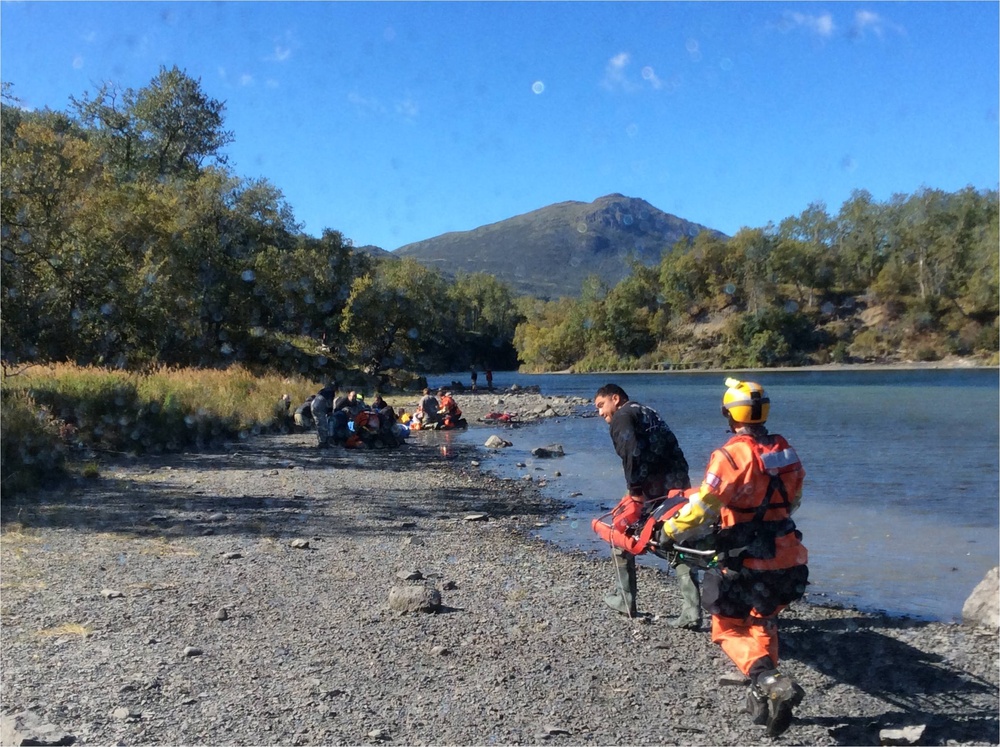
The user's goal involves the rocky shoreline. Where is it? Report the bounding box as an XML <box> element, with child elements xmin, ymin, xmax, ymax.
<box><xmin>1</xmin><ymin>390</ymin><xmax>998</xmax><ymax>746</ymax></box>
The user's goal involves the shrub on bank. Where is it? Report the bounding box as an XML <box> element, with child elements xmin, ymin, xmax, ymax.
<box><xmin>1</xmin><ymin>388</ymin><xmax>67</xmax><ymax>496</ymax></box>
<box><xmin>1</xmin><ymin>365</ymin><xmax>321</xmax><ymax>498</ymax></box>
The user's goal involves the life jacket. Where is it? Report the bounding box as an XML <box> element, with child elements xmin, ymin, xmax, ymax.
<box><xmin>439</xmin><ymin>395</ymin><xmax>461</xmax><ymax>417</ymax></box>
<box><xmin>711</xmin><ymin>433</ymin><xmax>806</xmax><ymax>572</ymax></box>
<box><xmin>354</xmin><ymin>410</ymin><xmax>380</xmax><ymax>432</ymax></box>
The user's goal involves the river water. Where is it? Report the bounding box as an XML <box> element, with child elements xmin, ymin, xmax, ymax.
<box><xmin>433</xmin><ymin>368</ymin><xmax>999</xmax><ymax>623</ymax></box>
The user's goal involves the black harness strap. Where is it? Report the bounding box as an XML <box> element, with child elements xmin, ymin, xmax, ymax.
<box><xmin>729</xmin><ymin>473</ymin><xmax>793</xmax><ymax>514</ymax></box>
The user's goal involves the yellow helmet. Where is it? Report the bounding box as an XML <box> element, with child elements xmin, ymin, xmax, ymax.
<box><xmin>721</xmin><ymin>378</ymin><xmax>770</xmax><ymax>424</ymax></box>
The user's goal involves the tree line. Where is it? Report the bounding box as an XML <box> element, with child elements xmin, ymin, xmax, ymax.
<box><xmin>1</xmin><ymin>69</ymin><xmax>521</xmax><ymax>383</ymax></box>
<box><xmin>3</xmin><ymin>68</ymin><xmax>997</xmax><ymax>381</ymax></box>
<box><xmin>514</xmin><ymin>187</ymin><xmax>998</xmax><ymax>371</ymax></box>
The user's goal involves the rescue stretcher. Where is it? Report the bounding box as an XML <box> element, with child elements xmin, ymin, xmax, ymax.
<box><xmin>591</xmin><ymin>492</ymin><xmax>718</xmax><ymax>567</ymax></box>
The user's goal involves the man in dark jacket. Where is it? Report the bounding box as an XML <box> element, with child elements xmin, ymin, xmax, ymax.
<box><xmin>310</xmin><ymin>383</ymin><xmax>337</xmax><ymax>448</ymax></box>
<box><xmin>594</xmin><ymin>383</ymin><xmax>691</xmax><ymax>619</ymax></box>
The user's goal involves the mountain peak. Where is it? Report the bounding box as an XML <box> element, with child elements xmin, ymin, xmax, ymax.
<box><xmin>395</xmin><ymin>195</ymin><xmax>725</xmax><ymax>298</ymax></box>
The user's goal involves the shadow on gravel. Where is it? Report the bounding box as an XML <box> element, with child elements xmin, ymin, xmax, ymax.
<box><xmin>0</xmin><ymin>438</ymin><xmax>555</xmax><ymax>541</ymax></box>
<box><xmin>782</xmin><ymin>615</ymin><xmax>999</xmax><ymax>745</ymax></box>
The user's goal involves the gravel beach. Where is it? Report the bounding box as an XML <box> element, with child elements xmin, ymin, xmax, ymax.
<box><xmin>2</xmin><ymin>388</ymin><xmax>997</xmax><ymax>747</ymax></box>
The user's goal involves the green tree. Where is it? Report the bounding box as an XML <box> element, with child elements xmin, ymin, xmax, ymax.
<box><xmin>721</xmin><ymin>307</ymin><xmax>817</xmax><ymax>367</ymax></box>
<box><xmin>1</xmin><ymin>113</ymin><xmax>113</xmax><ymax>362</ymax></box>
<box><xmin>339</xmin><ymin>258</ymin><xmax>452</xmax><ymax>377</ymax></box>
<box><xmin>512</xmin><ymin>296</ymin><xmax>587</xmax><ymax>371</ymax></box>
<box><xmin>72</xmin><ymin>65</ymin><xmax>232</xmax><ymax>180</ymax></box>
<box><xmin>450</xmin><ymin>271</ymin><xmax>522</xmax><ymax>369</ymax></box>
<box><xmin>774</xmin><ymin>202</ymin><xmax>836</xmax><ymax>306</ymax></box>
<box><xmin>834</xmin><ymin>189</ymin><xmax>891</xmax><ymax>290</ymax></box>
<box><xmin>593</xmin><ymin>261</ymin><xmax>660</xmax><ymax>358</ymax></box>
<box><xmin>728</xmin><ymin>227</ymin><xmax>776</xmax><ymax>314</ymax></box>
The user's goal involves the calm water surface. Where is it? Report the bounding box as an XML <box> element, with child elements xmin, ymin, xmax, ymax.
<box><xmin>436</xmin><ymin>369</ymin><xmax>999</xmax><ymax>623</ymax></box>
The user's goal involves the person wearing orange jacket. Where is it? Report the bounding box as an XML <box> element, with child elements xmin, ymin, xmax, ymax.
<box><xmin>658</xmin><ymin>378</ymin><xmax>808</xmax><ymax>737</ymax></box>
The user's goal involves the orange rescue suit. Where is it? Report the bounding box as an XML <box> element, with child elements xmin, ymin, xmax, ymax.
<box><xmin>439</xmin><ymin>395</ymin><xmax>462</xmax><ymax>418</ymax></box>
<box><xmin>660</xmin><ymin>429</ymin><xmax>807</xmax><ymax>678</ymax></box>
<box><xmin>662</xmin><ymin>431</ymin><xmax>806</xmax><ymax>571</ymax></box>
<box><xmin>712</xmin><ymin>433</ymin><xmax>806</xmax><ymax>572</ymax></box>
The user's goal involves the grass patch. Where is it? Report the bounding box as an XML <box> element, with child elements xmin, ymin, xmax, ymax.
<box><xmin>35</xmin><ymin>622</ymin><xmax>92</xmax><ymax>638</ymax></box>
<box><xmin>0</xmin><ymin>524</ymin><xmax>44</xmax><ymax>545</ymax></box>
<box><xmin>1</xmin><ymin>363</ymin><xmax>325</xmax><ymax>501</ymax></box>
<box><xmin>137</xmin><ymin>538</ymin><xmax>199</xmax><ymax>557</ymax></box>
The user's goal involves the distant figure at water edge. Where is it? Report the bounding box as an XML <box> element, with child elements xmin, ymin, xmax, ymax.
<box><xmin>592</xmin><ymin>383</ymin><xmax>691</xmax><ymax>619</ymax></box>
<box><xmin>471</xmin><ymin>369</ymin><xmax>478</xmax><ymax>391</ymax></box>
<box><xmin>485</xmin><ymin>369</ymin><xmax>493</xmax><ymax>390</ymax></box>
<box><xmin>658</xmin><ymin>378</ymin><xmax>808</xmax><ymax>737</ymax></box>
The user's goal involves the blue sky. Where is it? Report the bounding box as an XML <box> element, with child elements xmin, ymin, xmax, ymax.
<box><xmin>2</xmin><ymin>1</ymin><xmax>997</xmax><ymax>251</ymax></box>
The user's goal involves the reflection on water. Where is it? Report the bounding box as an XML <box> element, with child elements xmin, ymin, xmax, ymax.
<box><xmin>448</xmin><ymin>369</ymin><xmax>999</xmax><ymax>622</ymax></box>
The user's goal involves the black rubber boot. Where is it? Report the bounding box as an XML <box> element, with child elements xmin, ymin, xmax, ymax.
<box><xmin>744</xmin><ymin>685</ymin><xmax>768</xmax><ymax>725</ymax></box>
<box><xmin>757</xmin><ymin>671</ymin><xmax>805</xmax><ymax>737</ymax></box>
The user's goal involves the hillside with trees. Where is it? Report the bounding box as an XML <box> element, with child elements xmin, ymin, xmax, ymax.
<box><xmin>1</xmin><ymin>70</ymin><xmax>522</xmax><ymax>384</ymax></box>
<box><xmin>514</xmin><ymin>189</ymin><xmax>999</xmax><ymax>371</ymax></box>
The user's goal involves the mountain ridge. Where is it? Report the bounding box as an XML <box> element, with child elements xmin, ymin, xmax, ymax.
<box><xmin>392</xmin><ymin>193</ymin><xmax>726</xmax><ymax>298</ymax></box>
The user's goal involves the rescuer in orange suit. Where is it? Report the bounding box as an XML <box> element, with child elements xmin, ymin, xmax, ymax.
<box><xmin>658</xmin><ymin>378</ymin><xmax>808</xmax><ymax>737</ymax></box>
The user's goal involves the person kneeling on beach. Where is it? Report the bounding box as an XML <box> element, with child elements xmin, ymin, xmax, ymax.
<box><xmin>417</xmin><ymin>388</ymin><xmax>440</xmax><ymax>426</ymax></box>
<box><xmin>658</xmin><ymin>378</ymin><xmax>809</xmax><ymax>737</ymax></box>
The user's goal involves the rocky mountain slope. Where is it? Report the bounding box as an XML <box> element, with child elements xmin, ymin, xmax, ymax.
<box><xmin>393</xmin><ymin>194</ymin><xmax>725</xmax><ymax>298</ymax></box>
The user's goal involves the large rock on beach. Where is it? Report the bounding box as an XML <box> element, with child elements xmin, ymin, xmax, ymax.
<box><xmin>962</xmin><ymin>565</ymin><xmax>999</xmax><ymax>628</ymax></box>
<box><xmin>484</xmin><ymin>435</ymin><xmax>512</xmax><ymax>448</ymax></box>
<box><xmin>0</xmin><ymin>710</ymin><xmax>75</xmax><ymax>746</ymax></box>
<box><xmin>388</xmin><ymin>584</ymin><xmax>442</xmax><ymax>613</ymax></box>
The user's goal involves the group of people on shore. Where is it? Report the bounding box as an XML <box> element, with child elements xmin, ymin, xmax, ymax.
<box><xmin>290</xmin><ymin>384</ymin><xmax>408</xmax><ymax>449</ymax></box>
<box><xmin>592</xmin><ymin>379</ymin><xmax>808</xmax><ymax>738</ymax></box>
<box><xmin>469</xmin><ymin>367</ymin><xmax>493</xmax><ymax>392</ymax></box>
<box><xmin>409</xmin><ymin>387</ymin><xmax>467</xmax><ymax>430</ymax></box>
<box><xmin>287</xmin><ymin>384</ymin><xmax>471</xmax><ymax>448</ymax></box>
